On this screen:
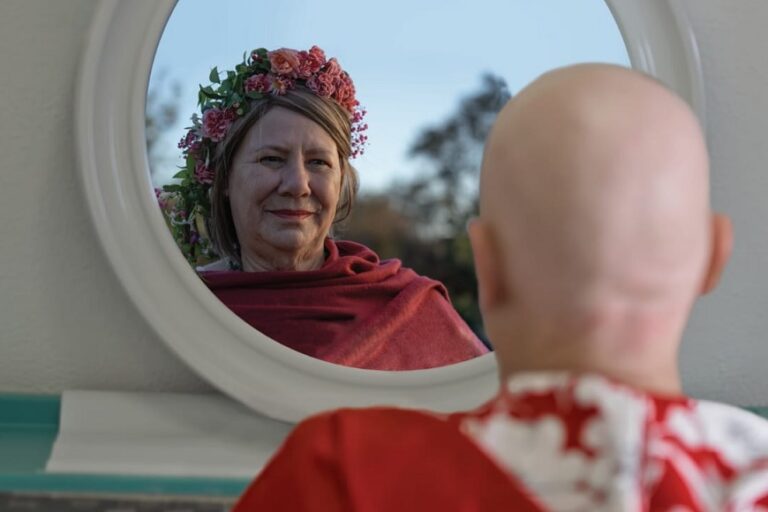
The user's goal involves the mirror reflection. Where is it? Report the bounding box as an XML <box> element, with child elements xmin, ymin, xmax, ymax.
<box><xmin>147</xmin><ymin>0</ymin><xmax>629</xmax><ymax>370</ymax></box>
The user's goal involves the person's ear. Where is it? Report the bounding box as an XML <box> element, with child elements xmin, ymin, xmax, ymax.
<box><xmin>700</xmin><ymin>213</ymin><xmax>733</xmax><ymax>295</ymax></box>
<box><xmin>467</xmin><ymin>218</ymin><xmax>507</xmax><ymax>312</ymax></box>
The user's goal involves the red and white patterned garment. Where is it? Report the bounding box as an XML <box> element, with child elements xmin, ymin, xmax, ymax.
<box><xmin>233</xmin><ymin>373</ymin><xmax>768</xmax><ymax>511</ymax></box>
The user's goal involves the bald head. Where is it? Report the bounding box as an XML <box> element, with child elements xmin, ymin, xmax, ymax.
<box><xmin>478</xmin><ymin>64</ymin><xmax>711</xmax><ymax>318</ymax></box>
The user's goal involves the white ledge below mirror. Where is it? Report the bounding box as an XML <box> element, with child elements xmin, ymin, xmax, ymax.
<box><xmin>76</xmin><ymin>0</ymin><xmax>704</xmax><ymax>423</ymax></box>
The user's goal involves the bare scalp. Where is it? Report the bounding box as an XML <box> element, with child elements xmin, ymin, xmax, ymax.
<box><xmin>480</xmin><ymin>64</ymin><xmax>710</xmax><ymax>317</ymax></box>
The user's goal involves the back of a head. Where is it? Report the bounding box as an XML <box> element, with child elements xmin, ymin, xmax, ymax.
<box><xmin>480</xmin><ymin>64</ymin><xmax>711</xmax><ymax>323</ymax></box>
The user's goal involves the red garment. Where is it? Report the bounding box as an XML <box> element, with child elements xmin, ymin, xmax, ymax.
<box><xmin>201</xmin><ymin>239</ymin><xmax>488</xmax><ymax>370</ymax></box>
<box><xmin>233</xmin><ymin>373</ymin><xmax>768</xmax><ymax>511</ymax></box>
<box><xmin>233</xmin><ymin>408</ymin><xmax>543</xmax><ymax>512</ymax></box>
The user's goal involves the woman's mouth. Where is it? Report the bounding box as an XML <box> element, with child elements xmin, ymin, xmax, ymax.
<box><xmin>267</xmin><ymin>209</ymin><xmax>315</xmax><ymax>220</ymax></box>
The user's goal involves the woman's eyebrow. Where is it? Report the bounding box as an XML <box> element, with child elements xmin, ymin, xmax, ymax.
<box><xmin>251</xmin><ymin>144</ymin><xmax>289</xmax><ymax>154</ymax></box>
<box><xmin>245</xmin><ymin>144</ymin><xmax>335</xmax><ymax>159</ymax></box>
<box><xmin>304</xmin><ymin>147</ymin><xmax>335</xmax><ymax>157</ymax></box>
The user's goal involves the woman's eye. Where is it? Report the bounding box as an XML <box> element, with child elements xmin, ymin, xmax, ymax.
<box><xmin>309</xmin><ymin>159</ymin><xmax>330</xmax><ymax>167</ymax></box>
<box><xmin>259</xmin><ymin>156</ymin><xmax>283</xmax><ymax>165</ymax></box>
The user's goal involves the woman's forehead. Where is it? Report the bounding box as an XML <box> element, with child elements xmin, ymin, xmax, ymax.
<box><xmin>244</xmin><ymin>107</ymin><xmax>337</xmax><ymax>150</ymax></box>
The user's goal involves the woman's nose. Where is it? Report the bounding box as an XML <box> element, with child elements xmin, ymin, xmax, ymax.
<box><xmin>277</xmin><ymin>158</ymin><xmax>311</xmax><ymax>197</ymax></box>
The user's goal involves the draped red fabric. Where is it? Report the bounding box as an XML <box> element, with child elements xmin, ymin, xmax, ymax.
<box><xmin>200</xmin><ymin>239</ymin><xmax>489</xmax><ymax>370</ymax></box>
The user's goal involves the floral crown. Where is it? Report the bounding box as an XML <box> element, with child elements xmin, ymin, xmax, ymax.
<box><xmin>157</xmin><ymin>46</ymin><xmax>367</xmax><ymax>264</ymax></box>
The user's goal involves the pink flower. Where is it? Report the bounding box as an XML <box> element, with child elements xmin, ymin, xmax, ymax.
<box><xmin>306</xmin><ymin>71</ymin><xmax>335</xmax><ymax>97</ymax></box>
<box><xmin>333</xmin><ymin>74</ymin><xmax>357</xmax><ymax>112</ymax></box>
<box><xmin>244</xmin><ymin>73</ymin><xmax>272</xmax><ymax>94</ymax></box>
<box><xmin>349</xmin><ymin>107</ymin><xmax>368</xmax><ymax>158</ymax></box>
<box><xmin>323</xmin><ymin>58</ymin><xmax>342</xmax><ymax>78</ymax></box>
<box><xmin>187</xmin><ymin>139</ymin><xmax>202</xmax><ymax>158</ymax></box>
<box><xmin>270</xmin><ymin>76</ymin><xmax>294</xmax><ymax>95</ymax></box>
<box><xmin>351</xmin><ymin>130</ymin><xmax>368</xmax><ymax>158</ymax></box>
<box><xmin>308</xmin><ymin>46</ymin><xmax>326</xmax><ymax>65</ymax></box>
<box><xmin>352</xmin><ymin>109</ymin><xmax>366</xmax><ymax>124</ymax></box>
<box><xmin>268</xmin><ymin>48</ymin><xmax>301</xmax><ymax>77</ymax></box>
<box><xmin>201</xmin><ymin>108</ymin><xmax>235</xmax><ymax>142</ymax></box>
<box><xmin>194</xmin><ymin>160</ymin><xmax>215</xmax><ymax>185</ymax></box>
<box><xmin>297</xmin><ymin>46</ymin><xmax>326</xmax><ymax>78</ymax></box>
<box><xmin>178</xmin><ymin>129</ymin><xmax>198</xmax><ymax>149</ymax></box>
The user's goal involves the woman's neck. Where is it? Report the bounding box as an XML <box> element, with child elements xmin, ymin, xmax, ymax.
<box><xmin>240</xmin><ymin>245</ymin><xmax>326</xmax><ymax>272</ymax></box>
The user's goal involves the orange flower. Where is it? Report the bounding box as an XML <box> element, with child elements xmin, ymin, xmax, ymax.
<box><xmin>268</xmin><ymin>48</ymin><xmax>301</xmax><ymax>77</ymax></box>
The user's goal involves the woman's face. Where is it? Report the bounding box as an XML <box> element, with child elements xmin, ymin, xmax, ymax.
<box><xmin>227</xmin><ymin>107</ymin><xmax>342</xmax><ymax>271</ymax></box>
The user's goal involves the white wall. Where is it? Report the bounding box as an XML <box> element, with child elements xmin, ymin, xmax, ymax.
<box><xmin>0</xmin><ymin>1</ymin><xmax>767</xmax><ymax>404</ymax></box>
<box><xmin>677</xmin><ymin>0</ymin><xmax>768</xmax><ymax>405</ymax></box>
<box><xmin>0</xmin><ymin>0</ymin><xmax>211</xmax><ymax>394</ymax></box>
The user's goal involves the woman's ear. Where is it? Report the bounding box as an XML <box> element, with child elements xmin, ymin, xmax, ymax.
<box><xmin>467</xmin><ymin>218</ymin><xmax>507</xmax><ymax>312</ymax></box>
<box><xmin>700</xmin><ymin>213</ymin><xmax>734</xmax><ymax>295</ymax></box>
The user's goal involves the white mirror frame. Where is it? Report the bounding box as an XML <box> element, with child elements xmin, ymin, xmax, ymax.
<box><xmin>77</xmin><ymin>0</ymin><xmax>704</xmax><ymax>423</ymax></box>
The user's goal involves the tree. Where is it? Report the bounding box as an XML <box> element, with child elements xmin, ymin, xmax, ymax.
<box><xmin>346</xmin><ymin>74</ymin><xmax>511</xmax><ymax>343</ymax></box>
<box><xmin>145</xmin><ymin>71</ymin><xmax>181</xmax><ymax>180</ymax></box>
<box><xmin>396</xmin><ymin>74</ymin><xmax>511</xmax><ymax>237</ymax></box>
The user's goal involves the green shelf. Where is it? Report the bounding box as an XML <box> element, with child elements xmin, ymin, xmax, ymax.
<box><xmin>0</xmin><ymin>393</ymin><xmax>249</xmax><ymax>497</ymax></box>
<box><xmin>3</xmin><ymin>392</ymin><xmax>768</xmax><ymax>498</ymax></box>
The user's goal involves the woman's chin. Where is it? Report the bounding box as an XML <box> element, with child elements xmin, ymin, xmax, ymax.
<box><xmin>249</xmin><ymin>230</ymin><xmax>325</xmax><ymax>258</ymax></box>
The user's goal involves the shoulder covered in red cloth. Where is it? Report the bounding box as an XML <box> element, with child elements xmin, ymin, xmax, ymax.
<box><xmin>233</xmin><ymin>373</ymin><xmax>768</xmax><ymax>511</ymax></box>
<box><xmin>201</xmin><ymin>239</ymin><xmax>489</xmax><ymax>370</ymax></box>
<box><xmin>232</xmin><ymin>407</ymin><xmax>543</xmax><ymax>512</ymax></box>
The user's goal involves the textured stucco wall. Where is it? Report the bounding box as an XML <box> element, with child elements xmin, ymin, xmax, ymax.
<box><xmin>677</xmin><ymin>0</ymin><xmax>768</xmax><ymax>405</ymax></box>
<box><xmin>0</xmin><ymin>0</ymin><xmax>211</xmax><ymax>394</ymax></box>
<box><xmin>0</xmin><ymin>1</ymin><xmax>767</xmax><ymax>405</ymax></box>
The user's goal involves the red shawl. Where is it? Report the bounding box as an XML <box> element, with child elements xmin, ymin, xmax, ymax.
<box><xmin>200</xmin><ymin>239</ymin><xmax>488</xmax><ymax>370</ymax></box>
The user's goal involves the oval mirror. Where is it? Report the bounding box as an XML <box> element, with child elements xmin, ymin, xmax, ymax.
<box><xmin>77</xmin><ymin>0</ymin><xmax>703</xmax><ymax>421</ymax></box>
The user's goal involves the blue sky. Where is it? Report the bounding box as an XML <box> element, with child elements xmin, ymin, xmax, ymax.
<box><xmin>149</xmin><ymin>0</ymin><xmax>629</xmax><ymax>191</ymax></box>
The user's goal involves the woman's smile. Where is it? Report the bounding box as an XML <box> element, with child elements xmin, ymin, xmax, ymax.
<box><xmin>267</xmin><ymin>209</ymin><xmax>316</xmax><ymax>220</ymax></box>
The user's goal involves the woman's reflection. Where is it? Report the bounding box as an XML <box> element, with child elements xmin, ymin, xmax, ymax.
<box><xmin>158</xmin><ymin>46</ymin><xmax>488</xmax><ymax>370</ymax></box>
